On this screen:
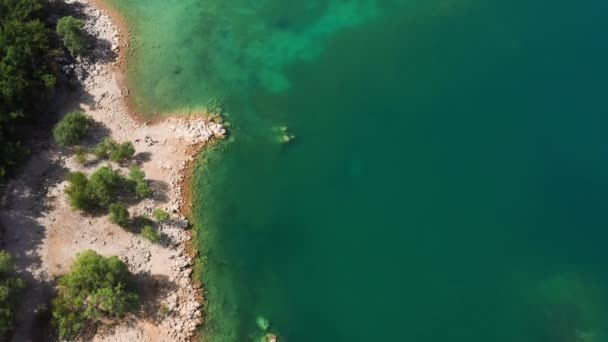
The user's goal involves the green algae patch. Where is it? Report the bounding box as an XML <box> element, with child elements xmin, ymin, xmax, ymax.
<box><xmin>527</xmin><ymin>274</ymin><xmax>608</xmax><ymax>342</ymax></box>
<box><xmin>103</xmin><ymin>0</ymin><xmax>383</xmax><ymax>115</ymax></box>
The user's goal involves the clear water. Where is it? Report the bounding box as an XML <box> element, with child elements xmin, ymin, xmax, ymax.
<box><xmin>107</xmin><ymin>0</ymin><xmax>608</xmax><ymax>340</ymax></box>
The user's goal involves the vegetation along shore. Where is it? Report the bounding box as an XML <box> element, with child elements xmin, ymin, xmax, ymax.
<box><xmin>0</xmin><ymin>0</ymin><xmax>225</xmax><ymax>340</ymax></box>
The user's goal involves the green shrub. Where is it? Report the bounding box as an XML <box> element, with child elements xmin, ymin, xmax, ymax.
<box><xmin>0</xmin><ymin>253</ymin><xmax>12</xmax><ymax>275</ymax></box>
<box><xmin>109</xmin><ymin>204</ymin><xmax>130</xmax><ymax>227</ymax></box>
<box><xmin>128</xmin><ymin>166</ymin><xmax>152</xmax><ymax>199</ymax></box>
<box><xmin>92</xmin><ymin>138</ymin><xmax>118</xmax><ymax>160</ymax></box>
<box><xmin>153</xmin><ymin>209</ymin><xmax>170</xmax><ymax>223</ymax></box>
<box><xmin>65</xmin><ymin>171</ymin><xmax>92</xmax><ymax>210</ymax></box>
<box><xmin>53</xmin><ymin>111</ymin><xmax>89</xmax><ymax>147</ymax></box>
<box><xmin>134</xmin><ymin>181</ymin><xmax>153</xmax><ymax>199</ymax></box>
<box><xmin>93</xmin><ymin>139</ymin><xmax>135</xmax><ymax>164</ymax></box>
<box><xmin>74</xmin><ymin>147</ymin><xmax>88</xmax><ymax>166</ymax></box>
<box><xmin>0</xmin><ymin>251</ymin><xmax>24</xmax><ymax>337</ymax></box>
<box><xmin>52</xmin><ymin>250</ymin><xmax>138</xmax><ymax>340</ymax></box>
<box><xmin>109</xmin><ymin>142</ymin><xmax>135</xmax><ymax>163</ymax></box>
<box><xmin>56</xmin><ymin>16</ymin><xmax>87</xmax><ymax>55</ymax></box>
<box><xmin>88</xmin><ymin>166</ymin><xmax>123</xmax><ymax>208</ymax></box>
<box><xmin>141</xmin><ymin>225</ymin><xmax>159</xmax><ymax>243</ymax></box>
<box><xmin>159</xmin><ymin>305</ymin><xmax>170</xmax><ymax>317</ymax></box>
<box><xmin>65</xmin><ymin>167</ymin><xmax>124</xmax><ymax>211</ymax></box>
<box><xmin>128</xmin><ymin>165</ymin><xmax>145</xmax><ymax>182</ymax></box>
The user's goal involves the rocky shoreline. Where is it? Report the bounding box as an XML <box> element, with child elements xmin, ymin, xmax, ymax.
<box><xmin>0</xmin><ymin>0</ymin><xmax>223</xmax><ymax>340</ymax></box>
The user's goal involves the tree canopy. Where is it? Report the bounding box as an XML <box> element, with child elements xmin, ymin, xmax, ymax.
<box><xmin>109</xmin><ymin>204</ymin><xmax>130</xmax><ymax>227</ymax></box>
<box><xmin>53</xmin><ymin>111</ymin><xmax>90</xmax><ymax>147</ymax></box>
<box><xmin>0</xmin><ymin>0</ymin><xmax>58</xmax><ymax>179</ymax></box>
<box><xmin>128</xmin><ymin>166</ymin><xmax>152</xmax><ymax>199</ymax></box>
<box><xmin>65</xmin><ymin>166</ymin><xmax>124</xmax><ymax>211</ymax></box>
<box><xmin>0</xmin><ymin>251</ymin><xmax>24</xmax><ymax>338</ymax></box>
<box><xmin>56</xmin><ymin>16</ymin><xmax>87</xmax><ymax>55</ymax></box>
<box><xmin>52</xmin><ymin>250</ymin><xmax>139</xmax><ymax>340</ymax></box>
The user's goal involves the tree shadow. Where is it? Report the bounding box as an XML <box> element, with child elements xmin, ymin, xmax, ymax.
<box><xmin>158</xmin><ymin>230</ymin><xmax>179</xmax><ymax>248</ymax></box>
<box><xmin>90</xmin><ymin>38</ymin><xmax>117</xmax><ymax>65</ymax></box>
<box><xmin>0</xmin><ymin>150</ymin><xmax>68</xmax><ymax>341</ymax></box>
<box><xmin>80</xmin><ymin>120</ymin><xmax>112</xmax><ymax>149</ymax></box>
<box><xmin>133</xmin><ymin>152</ymin><xmax>152</xmax><ymax>164</ymax></box>
<box><xmin>129</xmin><ymin>218</ymin><xmax>178</xmax><ymax>247</ymax></box>
<box><xmin>59</xmin><ymin>275</ymin><xmax>179</xmax><ymax>340</ymax></box>
<box><xmin>149</xmin><ymin>180</ymin><xmax>170</xmax><ymax>203</ymax></box>
<box><xmin>135</xmin><ymin>273</ymin><xmax>177</xmax><ymax>320</ymax></box>
<box><xmin>53</xmin><ymin>1</ymin><xmax>118</xmax><ymax>65</ymax></box>
<box><xmin>76</xmin><ymin>91</ymin><xmax>98</xmax><ymax>112</ymax></box>
<box><xmin>130</xmin><ymin>216</ymin><xmax>155</xmax><ymax>234</ymax></box>
<box><xmin>27</xmin><ymin>284</ymin><xmax>55</xmax><ymax>342</ymax></box>
<box><xmin>91</xmin><ymin>272</ymin><xmax>177</xmax><ymax>338</ymax></box>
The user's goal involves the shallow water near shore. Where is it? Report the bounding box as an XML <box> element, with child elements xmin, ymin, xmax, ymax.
<box><xmin>107</xmin><ymin>0</ymin><xmax>608</xmax><ymax>340</ymax></box>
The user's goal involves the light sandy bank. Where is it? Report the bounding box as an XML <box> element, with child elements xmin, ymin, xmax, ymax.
<box><xmin>0</xmin><ymin>0</ymin><xmax>224</xmax><ymax>341</ymax></box>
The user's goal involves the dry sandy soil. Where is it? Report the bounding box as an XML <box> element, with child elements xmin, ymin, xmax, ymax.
<box><xmin>0</xmin><ymin>1</ymin><xmax>224</xmax><ymax>341</ymax></box>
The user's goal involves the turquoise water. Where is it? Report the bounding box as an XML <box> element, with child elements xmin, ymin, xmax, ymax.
<box><xmin>109</xmin><ymin>0</ymin><xmax>608</xmax><ymax>340</ymax></box>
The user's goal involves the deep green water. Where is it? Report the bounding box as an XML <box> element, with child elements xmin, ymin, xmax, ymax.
<box><xmin>108</xmin><ymin>0</ymin><xmax>608</xmax><ymax>340</ymax></box>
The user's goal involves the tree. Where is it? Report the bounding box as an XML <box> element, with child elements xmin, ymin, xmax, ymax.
<box><xmin>56</xmin><ymin>16</ymin><xmax>87</xmax><ymax>55</ymax></box>
<box><xmin>0</xmin><ymin>0</ymin><xmax>42</xmax><ymax>21</ymax></box>
<box><xmin>141</xmin><ymin>225</ymin><xmax>159</xmax><ymax>243</ymax></box>
<box><xmin>0</xmin><ymin>251</ymin><xmax>24</xmax><ymax>337</ymax></box>
<box><xmin>109</xmin><ymin>142</ymin><xmax>135</xmax><ymax>163</ymax></box>
<box><xmin>109</xmin><ymin>204</ymin><xmax>129</xmax><ymax>227</ymax></box>
<box><xmin>52</xmin><ymin>250</ymin><xmax>138</xmax><ymax>340</ymax></box>
<box><xmin>53</xmin><ymin>111</ymin><xmax>89</xmax><ymax>147</ymax></box>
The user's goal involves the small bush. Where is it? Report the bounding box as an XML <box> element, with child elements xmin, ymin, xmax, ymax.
<box><xmin>53</xmin><ymin>111</ymin><xmax>89</xmax><ymax>147</ymax></box>
<box><xmin>134</xmin><ymin>181</ymin><xmax>153</xmax><ymax>199</ymax></box>
<box><xmin>93</xmin><ymin>139</ymin><xmax>135</xmax><ymax>164</ymax></box>
<box><xmin>128</xmin><ymin>166</ymin><xmax>145</xmax><ymax>182</ymax></box>
<box><xmin>65</xmin><ymin>167</ymin><xmax>124</xmax><ymax>211</ymax></box>
<box><xmin>52</xmin><ymin>250</ymin><xmax>138</xmax><ymax>340</ymax></box>
<box><xmin>141</xmin><ymin>225</ymin><xmax>160</xmax><ymax>243</ymax></box>
<box><xmin>88</xmin><ymin>166</ymin><xmax>123</xmax><ymax>208</ymax></box>
<box><xmin>0</xmin><ymin>253</ymin><xmax>13</xmax><ymax>275</ymax></box>
<box><xmin>159</xmin><ymin>305</ymin><xmax>170</xmax><ymax>317</ymax></box>
<box><xmin>74</xmin><ymin>147</ymin><xmax>88</xmax><ymax>166</ymax></box>
<box><xmin>109</xmin><ymin>142</ymin><xmax>135</xmax><ymax>163</ymax></box>
<box><xmin>93</xmin><ymin>138</ymin><xmax>118</xmax><ymax>160</ymax></box>
<box><xmin>109</xmin><ymin>204</ymin><xmax>130</xmax><ymax>227</ymax></box>
<box><xmin>56</xmin><ymin>16</ymin><xmax>87</xmax><ymax>55</ymax></box>
<box><xmin>153</xmin><ymin>209</ymin><xmax>170</xmax><ymax>223</ymax></box>
<box><xmin>0</xmin><ymin>251</ymin><xmax>24</xmax><ymax>337</ymax></box>
<box><xmin>65</xmin><ymin>171</ymin><xmax>92</xmax><ymax>210</ymax></box>
<box><xmin>128</xmin><ymin>166</ymin><xmax>152</xmax><ymax>199</ymax></box>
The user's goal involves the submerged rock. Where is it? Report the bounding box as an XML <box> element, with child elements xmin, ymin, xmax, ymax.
<box><xmin>272</xmin><ymin>125</ymin><xmax>296</xmax><ymax>144</ymax></box>
<box><xmin>261</xmin><ymin>333</ymin><xmax>278</xmax><ymax>342</ymax></box>
<box><xmin>256</xmin><ymin>316</ymin><xmax>269</xmax><ymax>331</ymax></box>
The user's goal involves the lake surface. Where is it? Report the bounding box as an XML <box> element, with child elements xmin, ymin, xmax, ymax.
<box><xmin>108</xmin><ymin>0</ymin><xmax>608</xmax><ymax>340</ymax></box>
